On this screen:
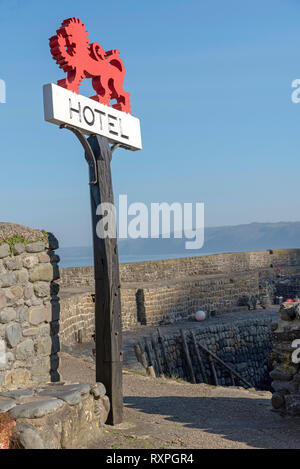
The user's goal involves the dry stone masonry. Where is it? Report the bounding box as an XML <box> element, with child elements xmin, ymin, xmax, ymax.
<box><xmin>145</xmin><ymin>318</ymin><xmax>275</xmax><ymax>388</ymax></box>
<box><xmin>60</xmin><ymin>249</ymin><xmax>300</xmax><ymax>287</ymax></box>
<box><xmin>0</xmin><ymin>223</ymin><xmax>60</xmax><ymax>389</ymax></box>
<box><xmin>59</xmin><ymin>293</ymin><xmax>95</xmax><ymax>346</ymax></box>
<box><xmin>270</xmin><ymin>302</ymin><xmax>300</xmax><ymax>415</ymax></box>
<box><xmin>58</xmin><ymin>249</ymin><xmax>300</xmax><ymax>342</ymax></box>
<box><xmin>0</xmin><ymin>223</ymin><xmax>111</xmax><ymax>448</ymax></box>
<box><xmin>0</xmin><ymin>383</ymin><xmax>110</xmax><ymax>449</ymax></box>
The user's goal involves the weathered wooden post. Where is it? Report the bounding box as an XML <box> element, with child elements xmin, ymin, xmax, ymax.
<box><xmin>87</xmin><ymin>135</ymin><xmax>123</xmax><ymax>424</ymax></box>
<box><xmin>43</xmin><ymin>17</ymin><xmax>142</xmax><ymax>425</ymax></box>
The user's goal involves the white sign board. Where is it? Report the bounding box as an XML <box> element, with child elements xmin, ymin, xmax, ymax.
<box><xmin>43</xmin><ymin>83</ymin><xmax>142</xmax><ymax>151</ymax></box>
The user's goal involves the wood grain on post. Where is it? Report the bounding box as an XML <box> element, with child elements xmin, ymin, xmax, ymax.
<box><xmin>180</xmin><ymin>329</ymin><xmax>196</xmax><ymax>384</ymax></box>
<box><xmin>87</xmin><ymin>135</ymin><xmax>123</xmax><ymax>425</ymax></box>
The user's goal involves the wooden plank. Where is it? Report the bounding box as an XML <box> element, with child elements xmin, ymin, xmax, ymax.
<box><xmin>197</xmin><ymin>342</ymin><xmax>252</xmax><ymax>388</ymax></box>
<box><xmin>190</xmin><ymin>330</ymin><xmax>207</xmax><ymax>384</ymax></box>
<box><xmin>151</xmin><ymin>334</ymin><xmax>164</xmax><ymax>377</ymax></box>
<box><xmin>134</xmin><ymin>343</ymin><xmax>147</xmax><ymax>370</ymax></box>
<box><xmin>208</xmin><ymin>355</ymin><xmax>218</xmax><ymax>386</ymax></box>
<box><xmin>180</xmin><ymin>329</ymin><xmax>196</xmax><ymax>384</ymax></box>
<box><xmin>157</xmin><ymin>328</ymin><xmax>172</xmax><ymax>377</ymax></box>
<box><xmin>87</xmin><ymin>135</ymin><xmax>123</xmax><ymax>425</ymax></box>
<box><xmin>144</xmin><ymin>336</ymin><xmax>156</xmax><ymax>377</ymax></box>
<box><xmin>137</xmin><ymin>340</ymin><xmax>155</xmax><ymax>377</ymax></box>
<box><xmin>144</xmin><ymin>337</ymin><xmax>154</xmax><ymax>366</ymax></box>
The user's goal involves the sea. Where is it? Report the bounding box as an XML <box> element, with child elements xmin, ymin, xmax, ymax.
<box><xmin>57</xmin><ymin>246</ymin><xmax>214</xmax><ymax>269</ymax></box>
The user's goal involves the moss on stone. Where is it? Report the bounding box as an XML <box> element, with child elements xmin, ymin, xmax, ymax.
<box><xmin>0</xmin><ymin>232</ymin><xmax>48</xmax><ymax>256</ymax></box>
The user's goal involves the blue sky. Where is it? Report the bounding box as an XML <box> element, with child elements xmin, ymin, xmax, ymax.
<box><xmin>1</xmin><ymin>0</ymin><xmax>300</xmax><ymax>247</ymax></box>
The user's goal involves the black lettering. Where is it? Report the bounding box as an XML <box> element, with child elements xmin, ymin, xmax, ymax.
<box><xmin>108</xmin><ymin>114</ymin><xmax>118</xmax><ymax>135</ymax></box>
<box><xmin>119</xmin><ymin>118</ymin><xmax>129</xmax><ymax>139</ymax></box>
<box><xmin>83</xmin><ymin>106</ymin><xmax>95</xmax><ymax>126</ymax></box>
<box><xmin>69</xmin><ymin>99</ymin><xmax>81</xmax><ymax>122</ymax></box>
<box><xmin>94</xmin><ymin>109</ymin><xmax>105</xmax><ymax>130</ymax></box>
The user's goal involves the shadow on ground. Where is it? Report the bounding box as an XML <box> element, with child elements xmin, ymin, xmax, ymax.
<box><xmin>124</xmin><ymin>394</ymin><xmax>300</xmax><ymax>449</ymax></box>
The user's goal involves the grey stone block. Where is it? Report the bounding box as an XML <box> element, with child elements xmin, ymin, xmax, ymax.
<box><xmin>0</xmin><ymin>244</ymin><xmax>10</xmax><ymax>258</ymax></box>
<box><xmin>34</xmin><ymin>281</ymin><xmax>50</xmax><ymax>298</ymax></box>
<box><xmin>0</xmin><ymin>290</ymin><xmax>6</xmax><ymax>311</ymax></box>
<box><xmin>14</xmin><ymin>269</ymin><xmax>29</xmax><ymax>285</ymax></box>
<box><xmin>38</xmin><ymin>389</ymin><xmax>82</xmax><ymax>406</ymax></box>
<box><xmin>271</xmin><ymin>380</ymin><xmax>298</xmax><ymax>394</ymax></box>
<box><xmin>5</xmin><ymin>285</ymin><xmax>23</xmax><ymax>305</ymax></box>
<box><xmin>95</xmin><ymin>395</ymin><xmax>110</xmax><ymax>426</ymax></box>
<box><xmin>15</xmin><ymin>422</ymin><xmax>45</xmax><ymax>449</ymax></box>
<box><xmin>11</xmin><ymin>398</ymin><xmax>64</xmax><ymax>419</ymax></box>
<box><xmin>13</xmin><ymin>243</ymin><xmax>25</xmax><ymax>256</ymax></box>
<box><xmin>0</xmin><ymin>398</ymin><xmax>16</xmax><ymax>412</ymax></box>
<box><xmin>22</xmin><ymin>255</ymin><xmax>39</xmax><ymax>269</ymax></box>
<box><xmin>29</xmin><ymin>264</ymin><xmax>53</xmax><ymax>282</ymax></box>
<box><xmin>285</xmin><ymin>394</ymin><xmax>300</xmax><ymax>416</ymax></box>
<box><xmin>16</xmin><ymin>339</ymin><xmax>34</xmax><ymax>360</ymax></box>
<box><xmin>25</xmin><ymin>242</ymin><xmax>46</xmax><ymax>253</ymax></box>
<box><xmin>42</xmin><ymin>383</ymin><xmax>91</xmax><ymax>395</ymax></box>
<box><xmin>0</xmin><ymin>307</ymin><xmax>16</xmax><ymax>324</ymax></box>
<box><xmin>23</xmin><ymin>327</ymin><xmax>39</xmax><ymax>337</ymax></box>
<box><xmin>15</xmin><ymin>305</ymin><xmax>28</xmax><ymax>322</ymax></box>
<box><xmin>270</xmin><ymin>369</ymin><xmax>293</xmax><ymax>381</ymax></box>
<box><xmin>28</xmin><ymin>305</ymin><xmax>47</xmax><ymax>325</ymax></box>
<box><xmin>0</xmin><ymin>388</ymin><xmax>35</xmax><ymax>399</ymax></box>
<box><xmin>31</xmin><ymin>356</ymin><xmax>51</xmax><ymax>380</ymax></box>
<box><xmin>90</xmin><ymin>383</ymin><xmax>106</xmax><ymax>399</ymax></box>
<box><xmin>6</xmin><ymin>323</ymin><xmax>22</xmax><ymax>347</ymax></box>
<box><xmin>0</xmin><ymin>272</ymin><xmax>16</xmax><ymax>288</ymax></box>
<box><xmin>35</xmin><ymin>336</ymin><xmax>52</xmax><ymax>356</ymax></box>
<box><xmin>4</xmin><ymin>257</ymin><xmax>23</xmax><ymax>271</ymax></box>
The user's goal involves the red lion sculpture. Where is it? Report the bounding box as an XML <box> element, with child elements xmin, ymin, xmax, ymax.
<box><xmin>49</xmin><ymin>17</ymin><xmax>131</xmax><ymax>114</ymax></box>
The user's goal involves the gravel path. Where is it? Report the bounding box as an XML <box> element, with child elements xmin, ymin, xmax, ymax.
<box><xmin>59</xmin><ymin>307</ymin><xmax>291</xmax><ymax>449</ymax></box>
<box><xmin>59</xmin><ymin>352</ymin><xmax>300</xmax><ymax>449</ymax></box>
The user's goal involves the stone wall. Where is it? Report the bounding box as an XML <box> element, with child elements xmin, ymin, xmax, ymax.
<box><xmin>0</xmin><ymin>383</ymin><xmax>110</xmax><ymax>449</ymax></box>
<box><xmin>270</xmin><ymin>302</ymin><xmax>300</xmax><ymax>415</ymax></box>
<box><xmin>146</xmin><ymin>318</ymin><xmax>275</xmax><ymax>389</ymax></box>
<box><xmin>58</xmin><ymin>249</ymin><xmax>300</xmax><ymax>341</ymax></box>
<box><xmin>59</xmin><ymin>249</ymin><xmax>300</xmax><ymax>288</ymax></box>
<box><xmin>0</xmin><ymin>223</ymin><xmax>60</xmax><ymax>390</ymax></box>
<box><xmin>59</xmin><ymin>293</ymin><xmax>95</xmax><ymax>346</ymax></box>
<box><xmin>59</xmin><ymin>271</ymin><xmax>262</xmax><ymax>342</ymax></box>
<box><xmin>135</xmin><ymin>272</ymin><xmax>259</xmax><ymax>326</ymax></box>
